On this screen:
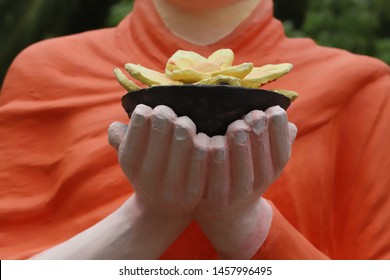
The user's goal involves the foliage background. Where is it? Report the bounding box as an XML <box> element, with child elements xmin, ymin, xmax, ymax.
<box><xmin>1</xmin><ymin>0</ymin><xmax>389</xmax><ymax>85</ymax></box>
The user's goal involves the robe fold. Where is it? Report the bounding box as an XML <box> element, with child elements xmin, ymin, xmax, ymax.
<box><xmin>1</xmin><ymin>0</ymin><xmax>390</xmax><ymax>259</ymax></box>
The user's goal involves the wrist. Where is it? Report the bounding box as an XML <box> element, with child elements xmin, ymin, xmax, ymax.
<box><xmin>131</xmin><ymin>191</ymin><xmax>197</xmax><ymax>218</ymax></box>
<box><xmin>122</xmin><ymin>194</ymin><xmax>193</xmax><ymax>232</ymax></box>
<box><xmin>196</xmin><ymin>198</ymin><xmax>273</xmax><ymax>259</ymax></box>
<box><xmin>119</xmin><ymin>195</ymin><xmax>192</xmax><ymax>259</ymax></box>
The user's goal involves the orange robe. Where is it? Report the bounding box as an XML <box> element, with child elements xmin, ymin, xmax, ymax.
<box><xmin>1</xmin><ymin>0</ymin><xmax>390</xmax><ymax>259</ymax></box>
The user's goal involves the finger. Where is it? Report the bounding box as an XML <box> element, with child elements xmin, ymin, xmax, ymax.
<box><xmin>205</xmin><ymin>136</ymin><xmax>231</xmax><ymax>207</ymax></box>
<box><xmin>265</xmin><ymin>106</ymin><xmax>291</xmax><ymax>175</ymax></box>
<box><xmin>108</xmin><ymin>122</ymin><xmax>128</xmax><ymax>151</ymax></box>
<box><xmin>153</xmin><ymin>105</ymin><xmax>178</xmax><ymax>119</ymax></box>
<box><xmin>244</xmin><ymin>110</ymin><xmax>273</xmax><ymax>190</ymax></box>
<box><xmin>120</xmin><ymin>104</ymin><xmax>153</xmax><ymax>180</ymax></box>
<box><xmin>139</xmin><ymin>105</ymin><xmax>177</xmax><ymax>194</ymax></box>
<box><xmin>162</xmin><ymin>116</ymin><xmax>196</xmax><ymax>202</ymax></box>
<box><xmin>226</xmin><ymin>120</ymin><xmax>254</xmax><ymax>201</ymax></box>
<box><xmin>183</xmin><ymin>132</ymin><xmax>210</xmax><ymax>206</ymax></box>
<box><xmin>243</xmin><ymin>109</ymin><xmax>266</xmax><ymax>127</ymax></box>
<box><xmin>288</xmin><ymin>122</ymin><xmax>298</xmax><ymax>144</ymax></box>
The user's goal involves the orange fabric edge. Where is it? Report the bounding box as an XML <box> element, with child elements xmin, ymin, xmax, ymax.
<box><xmin>251</xmin><ymin>201</ymin><xmax>330</xmax><ymax>260</ymax></box>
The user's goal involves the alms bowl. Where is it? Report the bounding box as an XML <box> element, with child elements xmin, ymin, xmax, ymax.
<box><xmin>121</xmin><ymin>85</ymin><xmax>291</xmax><ymax>136</ymax></box>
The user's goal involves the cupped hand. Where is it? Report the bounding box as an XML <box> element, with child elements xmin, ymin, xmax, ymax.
<box><xmin>108</xmin><ymin>104</ymin><xmax>297</xmax><ymax>259</ymax></box>
<box><xmin>108</xmin><ymin>104</ymin><xmax>209</xmax><ymax>217</ymax></box>
<box><xmin>195</xmin><ymin>105</ymin><xmax>297</xmax><ymax>259</ymax></box>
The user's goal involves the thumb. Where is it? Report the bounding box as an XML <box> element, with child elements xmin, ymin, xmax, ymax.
<box><xmin>108</xmin><ymin>122</ymin><xmax>128</xmax><ymax>151</ymax></box>
<box><xmin>288</xmin><ymin>122</ymin><xmax>298</xmax><ymax>144</ymax></box>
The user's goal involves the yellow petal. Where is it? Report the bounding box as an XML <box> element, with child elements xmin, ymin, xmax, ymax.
<box><xmin>168</xmin><ymin>69</ymin><xmax>211</xmax><ymax>84</ymax></box>
<box><xmin>270</xmin><ymin>89</ymin><xmax>299</xmax><ymax>102</ymax></box>
<box><xmin>195</xmin><ymin>75</ymin><xmax>242</xmax><ymax>86</ymax></box>
<box><xmin>195</xmin><ymin>62</ymin><xmax>220</xmax><ymax>73</ymax></box>
<box><xmin>166</xmin><ymin>50</ymin><xmax>208</xmax><ymax>73</ymax></box>
<box><xmin>208</xmin><ymin>49</ymin><xmax>234</xmax><ymax>69</ymax></box>
<box><xmin>211</xmin><ymin>62</ymin><xmax>253</xmax><ymax>79</ymax></box>
<box><xmin>241</xmin><ymin>63</ymin><xmax>293</xmax><ymax>88</ymax></box>
<box><xmin>114</xmin><ymin>67</ymin><xmax>141</xmax><ymax>91</ymax></box>
<box><xmin>125</xmin><ymin>63</ymin><xmax>181</xmax><ymax>86</ymax></box>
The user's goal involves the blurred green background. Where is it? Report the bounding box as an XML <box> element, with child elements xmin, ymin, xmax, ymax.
<box><xmin>1</xmin><ymin>0</ymin><xmax>389</xmax><ymax>86</ymax></box>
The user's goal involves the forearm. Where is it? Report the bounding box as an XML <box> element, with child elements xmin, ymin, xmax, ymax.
<box><xmin>197</xmin><ymin>198</ymin><xmax>272</xmax><ymax>260</ymax></box>
<box><xmin>30</xmin><ymin>195</ymin><xmax>191</xmax><ymax>260</ymax></box>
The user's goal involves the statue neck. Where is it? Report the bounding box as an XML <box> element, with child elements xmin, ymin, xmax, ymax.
<box><xmin>152</xmin><ymin>0</ymin><xmax>261</xmax><ymax>46</ymax></box>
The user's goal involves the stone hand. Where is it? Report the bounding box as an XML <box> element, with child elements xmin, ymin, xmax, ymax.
<box><xmin>109</xmin><ymin>104</ymin><xmax>209</xmax><ymax>217</ymax></box>
<box><xmin>108</xmin><ymin>104</ymin><xmax>297</xmax><ymax>259</ymax></box>
<box><xmin>195</xmin><ymin>105</ymin><xmax>297</xmax><ymax>259</ymax></box>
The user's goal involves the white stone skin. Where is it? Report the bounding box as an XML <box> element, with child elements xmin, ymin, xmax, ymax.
<box><xmin>111</xmin><ymin>104</ymin><xmax>297</xmax><ymax>259</ymax></box>
<box><xmin>195</xmin><ymin>106</ymin><xmax>297</xmax><ymax>259</ymax></box>
<box><xmin>114</xmin><ymin>104</ymin><xmax>209</xmax><ymax>215</ymax></box>
<box><xmin>31</xmin><ymin>104</ymin><xmax>296</xmax><ymax>260</ymax></box>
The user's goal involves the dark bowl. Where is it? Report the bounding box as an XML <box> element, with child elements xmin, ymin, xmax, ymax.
<box><xmin>122</xmin><ymin>85</ymin><xmax>291</xmax><ymax>136</ymax></box>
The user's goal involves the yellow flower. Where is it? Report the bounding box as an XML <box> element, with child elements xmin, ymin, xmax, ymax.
<box><xmin>165</xmin><ymin>49</ymin><xmax>253</xmax><ymax>83</ymax></box>
<box><xmin>114</xmin><ymin>48</ymin><xmax>298</xmax><ymax>101</ymax></box>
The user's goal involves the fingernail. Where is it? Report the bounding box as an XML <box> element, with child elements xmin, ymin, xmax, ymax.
<box><xmin>253</xmin><ymin>117</ymin><xmax>267</xmax><ymax>134</ymax></box>
<box><xmin>194</xmin><ymin>133</ymin><xmax>210</xmax><ymax>160</ymax></box>
<box><xmin>211</xmin><ymin>136</ymin><xmax>227</xmax><ymax>163</ymax></box>
<box><xmin>175</xmin><ymin>125</ymin><xmax>188</xmax><ymax>141</ymax></box>
<box><xmin>152</xmin><ymin>115</ymin><xmax>169</xmax><ymax>131</ymax></box>
<box><xmin>215</xmin><ymin>148</ymin><xmax>227</xmax><ymax>162</ymax></box>
<box><xmin>131</xmin><ymin>112</ymin><xmax>146</xmax><ymax>126</ymax></box>
<box><xmin>234</xmin><ymin>130</ymin><xmax>248</xmax><ymax>144</ymax></box>
<box><xmin>244</xmin><ymin>112</ymin><xmax>254</xmax><ymax>124</ymax></box>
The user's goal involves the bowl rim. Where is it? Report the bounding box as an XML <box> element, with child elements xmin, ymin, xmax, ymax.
<box><xmin>121</xmin><ymin>84</ymin><xmax>292</xmax><ymax>136</ymax></box>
